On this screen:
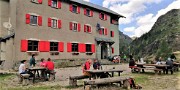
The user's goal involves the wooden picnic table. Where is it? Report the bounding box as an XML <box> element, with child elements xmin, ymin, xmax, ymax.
<box><xmin>85</xmin><ymin>69</ymin><xmax>124</xmax><ymax>79</ymax></box>
<box><xmin>28</xmin><ymin>67</ymin><xmax>46</xmax><ymax>83</ymax></box>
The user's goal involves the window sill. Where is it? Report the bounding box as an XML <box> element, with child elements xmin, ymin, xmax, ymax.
<box><xmin>30</xmin><ymin>24</ymin><xmax>38</xmax><ymax>26</ymax></box>
<box><xmin>50</xmin><ymin>52</ymin><xmax>59</xmax><ymax>55</ymax></box>
<box><xmin>86</xmin><ymin>52</ymin><xmax>93</xmax><ymax>55</ymax></box>
<box><xmin>31</xmin><ymin>1</ymin><xmax>39</xmax><ymax>4</ymax></box>
<box><xmin>72</xmin><ymin>52</ymin><xmax>79</xmax><ymax>55</ymax></box>
<box><xmin>27</xmin><ymin>51</ymin><xmax>39</xmax><ymax>52</ymax></box>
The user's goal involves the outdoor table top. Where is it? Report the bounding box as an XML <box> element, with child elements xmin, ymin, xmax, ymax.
<box><xmin>29</xmin><ymin>67</ymin><xmax>46</xmax><ymax>70</ymax></box>
<box><xmin>85</xmin><ymin>69</ymin><xmax>125</xmax><ymax>73</ymax></box>
<box><xmin>136</xmin><ymin>63</ymin><xmax>169</xmax><ymax>67</ymax></box>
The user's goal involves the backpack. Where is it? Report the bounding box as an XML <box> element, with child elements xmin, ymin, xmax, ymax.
<box><xmin>128</xmin><ymin>78</ymin><xmax>142</xmax><ymax>89</ymax></box>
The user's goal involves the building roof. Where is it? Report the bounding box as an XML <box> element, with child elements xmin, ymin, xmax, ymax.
<box><xmin>70</xmin><ymin>0</ymin><xmax>125</xmax><ymax>18</ymax></box>
<box><xmin>0</xmin><ymin>33</ymin><xmax>15</xmax><ymax>42</ymax></box>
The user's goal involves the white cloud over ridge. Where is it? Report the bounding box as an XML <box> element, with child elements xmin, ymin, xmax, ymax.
<box><xmin>103</xmin><ymin>0</ymin><xmax>180</xmax><ymax>37</ymax></box>
<box><xmin>83</xmin><ymin>0</ymin><xmax>90</xmax><ymax>2</ymax></box>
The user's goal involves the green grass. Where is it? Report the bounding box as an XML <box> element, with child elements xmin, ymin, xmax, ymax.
<box><xmin>0</xmin><ymin>74</ymin><xmax>14</xmax><ymax>81</ymax></box>
<box><xmin>5</xmin><ymin>85</ymin><xmax>62</xmax><ymax>90</ymax></box>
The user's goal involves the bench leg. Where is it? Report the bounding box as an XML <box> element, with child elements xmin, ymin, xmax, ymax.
<box><xmin>84</xmin><ymin>85</ymin><xmax>91</xmax><ymax>90</ymax></box>
<box><xmin>69</xmin><ymin>79</ymin><xmax>77</xmax><ymax>86</ymax></box>
<box><xmin>123</xmin><ymin>79</ymin><xmax>130</xmax><ymax>89</ymax></box>
<box><xmin>22</xmin><ymin>78</ymin><xmax>29</xmax><ymax>86</ymax></box>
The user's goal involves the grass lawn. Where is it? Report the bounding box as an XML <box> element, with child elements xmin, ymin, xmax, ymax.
<box><xmin>0</xmin><ymin>71</ymin><xmax>180</xmax><ymax>90</ymax></box>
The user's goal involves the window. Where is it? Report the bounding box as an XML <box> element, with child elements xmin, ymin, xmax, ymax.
<box><xmin>72</xmin><ymin>23</ymin><xmax>78</xmax><ymax>31</ymax></box>
<box><xmin>50</xmin><ymin>42</ymin><xmax>58</xmax><ymax>51</ymax></box>
<box><xmin>72</xmin><ymin>43</ymin><xmax>78</xmax><ymax>52</ymax></box>
<box><xmin>84</xmin><ymin>8</ymin><xmax>93</xmax><ymax>17</ymax></box>
<box><xmin>48</xmin><ymin>0</ymin><xmax>61</xmax><ymax>9</ymax></box>
<box><xmin>70</xmin><ymin>22</ymin><xmax>81</xmax><ymax>32</ymax></box>
<box><xmin>70</xmin><ymin>4</ymin><xmax>80</xmax><ymax>14</ymax></box>
<box><xmin>99</xmin><ymin>13</ymin><xmax>107</xmax><ymax>20</ymax></box>
<box><xmin>30</xmin><ymin>15</ymin><xmax>38</xmax><ymax>25</ymax></box>
<box><xmin>26</xmin><ymin>14</ymin><xmax>42</xmax><ymax>26</ymax></box>
<box><xmin>48</xmin><ymin>18</ymin><xmax>61</xmax><ymax>29</ymax></box>
<box><xmin>28</xmin><ymin>40</ymin><xmax>39</xmax><ymax>51</ymax></box>
<box><xmin>99</xmin><ymin>27</ymin><xmax>108</xmax><ymax>35</ymax></box>
<box><xmin>84</xmin><ymin>24</ymin><xmax>91</xmax><ymax>33</ymax></box>
<box><xmin>51</xmin><ymin>19</ymin><xmax>57</xmax><ymax>28</ymax></box>
<box><xmin>86</xmin><ymin>44</ymin><xmax>91</xmax><ymax>52</ymax></box>
<box><xmin>31</xmin><ymin>0</ymin><xmax>42</xmax><ymax>4</ymax></box>
<box><xmin>51</xmin><ymin>0</ymin><xmax>57</xmax><ymax>8</ymax></box>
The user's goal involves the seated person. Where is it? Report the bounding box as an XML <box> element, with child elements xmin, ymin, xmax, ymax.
<box><xmin>39</xmin><ymin>58</ymin><xmax>46</xmax><ymax>67</ymax></box>
<box><xmin>19</xmin><ymin>60</ymin><xmax>28</xmax><ymax>74</ymax></box>
<box><xmin>156</xmin><ymin>57</ymin><xmax>163</xmax><ymax>65</ymax></box>
<box><xmin>166</xmin><ymin>58</ymin><xmax>173</xmax><ymax>74</ymax></box>
<box><xmin>129</xmin><ymin>59</ymin><xmax>136</xmax><ymax>68</ymax></box>
<box><xmin>45</xmin><ymin>58</ymin><xmax>55</xmax><ymax>80</ymax></box>
<box><xmin>82</xmin><ymin>59</ymin><xmax>92</xmax><ymax>76</ymax></box>
<box><xmin>93</xmin><ymin>59</ymin><xmax>101</xmax><ymax>70</ymax></box>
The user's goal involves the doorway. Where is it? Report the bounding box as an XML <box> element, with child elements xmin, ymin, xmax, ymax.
<box><xmin>101</xmin><ymin>43</ymin><xmax>108</xmax><ymax>59</ymax></box>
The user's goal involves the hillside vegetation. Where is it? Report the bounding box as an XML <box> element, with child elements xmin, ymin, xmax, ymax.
<box><xmin>130</xmin><ymin>9</ymin><xmax>180</xmax><ymax>60</ymax></box>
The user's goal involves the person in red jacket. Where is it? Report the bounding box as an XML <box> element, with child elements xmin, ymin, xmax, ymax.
<box><xmin>82</xmin><ymin>59</ymin><xmax>92</xmax><ymax>76</ymax></box>
<box><xmin>45</xmin><ymin>58</ymin><xmax>55</xmax><ymax>80</ymax></box>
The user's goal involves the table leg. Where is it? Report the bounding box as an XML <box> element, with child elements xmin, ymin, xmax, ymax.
<box><xmin>112</xmin><ymin>72</ymin><xmax>114</xmax><ymax>77</ymax></box>
<box><xmin>118</xmin><ymin>72</ymin><xmax>120</xmax><ymax>76</ymax></box>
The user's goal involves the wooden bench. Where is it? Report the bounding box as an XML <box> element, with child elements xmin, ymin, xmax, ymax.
<box><xmin>69</xmin><ymin>75</ymin><xmax>89</xmax><ymax>86</ymax></box>
<box><xmin>84</xmin><ymin>77</ymin><xmax>130</xmax><ymax>90</ymax></box>
<box><xmin>17</xmin><ymin>73</ymin><xmax>30</xmax><ymax>85</ymax></box>
<box><xmin>138</xmin><ymin>68</ymin><xmax>163</xmax><ymax>74</ymax></box>
<box><xmin>47</xmin><ymin>71</ymin><xmax>56</xmax><ymax>81</ymax></box>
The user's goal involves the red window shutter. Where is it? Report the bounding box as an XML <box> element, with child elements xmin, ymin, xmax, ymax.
<box><xmin>48</xmin><ymin>18</ymin><xmax>51</xmax><ymax>27</ymax></box>
<box><xmin>84</xmin><ymin>8</ymin><xmax>86</xmax><ymax>15</ymax></box>
<box><xmin>78</xmin><ymin>23</ymin><xmax>81</xmax><ymax>32</ymax></box>
<box><xmin>25</xmin><ymin>14</ymin><xmax>30</xmax><ymax>24</ymax></box>
<box><xmin>91</xmin><ymin>44</ymin><xmax>95</xmax><ymax>53</ymax></box>
<box><xmin>105</xmin><ymin>28</ymin><xmax>108</xmax><ymax>35</ymax></box>
<box><xmin>38</xmin><ymin>0</ymin><xmax>42</xmax><ymax>4</ymax></box>
<box><xmin>69</xmin><ymin>4</ymin><xmax>73</xmax><ymax>12</ymax></box>
<box><xmin>58</xmin><ymin>42</ymin><xmax>64</xmax><ymax>52</ymax></box>
<box><xmin>84</xmin><ymin>25</ymin><xmax>87</xmax><ymax>32</ymax></box>
<box><xmin>90</xmin><ymin>10</ymin><xmax>93</xmax><ymax>17</ymax></box>
<box><xmin>67</xmin><ymin>42</ymin><xmax>72</xmax><ymax>52</ymax></box>
<box><xmin>45</xmin><ymin>41</ymin><xmax>50</xmax><ymax>52</ymax></box>
<box><xmin>78</xmin><ymin>43</ymin><xmax>85</xmax><ymax>53</ymax></box>
<box><xmin>38</xmin><ymin>16</ymin><xmax>42</xmax><ymax>26</ymax></box>
<box><xmin>112</xmin><ymin>47</ymin><xmax>114</xmax><ymax>54</ymax></box>
<box><xmin>57</xmin><ymin>1</ymin><xmax>61</xmax><ymax>9</ymax></box>
<box><xmin>21</xmin><ymin>40</ymin><xmax>28</xmax><ymax>52</ymax></box>
<box><xmin>39</xmin><ymin>41</ymin><xmax>45</xmax><ymax>52</ymax></box>
<box><xmin>48</xmin><ymin>0</ymin><xmax>52</xmax><ymax>6</ymax></box>
<box><xmin>99</xmin><ymin>29</ymin><xmax>102</xmax><ymax>35</ymax></box>
<box><xmin>99</xmin><ymin>13</ymin><xmax>102</xmax><ymax>19</ymax></box>
<box><xmin>105</xmin><ymin>14</ymin><xmax>107</xmax><ymax>20</ymax></box>
<box><xmin>77</xmin><ymin>6</ymin><xmax>80</xmax><ymax>13</ymax></box>
<box><xmin>111</xmin><ymin>31</ymin><xmax>114</xmax><ymax>37</ymax></box>
<box><xmin>89</xmin><ymin>26</ymin><xmax>92</xmax><ymax>33</ymax></box>
<box><xmin>69</xmin><ymin>22</ymin><xmax>73</xmax><ymax>30</ymax></box>
<box><xmin>58</xmin><ymin>20</ymin><xmax>61</xmax><ymax>29</ymax></box>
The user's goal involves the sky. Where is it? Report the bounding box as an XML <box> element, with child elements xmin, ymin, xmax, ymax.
<box><xmin>83</xmin><ymin>0</ymin><xmax>180</xmax><ymax>37</ymax></box>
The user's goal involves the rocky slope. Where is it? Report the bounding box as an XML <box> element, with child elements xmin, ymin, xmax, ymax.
<box><xmin>130</xmin><ymin>9</ymin><xmax>180</xmax><ymax>59</ymax></box>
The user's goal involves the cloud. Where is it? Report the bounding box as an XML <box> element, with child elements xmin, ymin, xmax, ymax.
<box><xmin>133</xmin><ymin>0</ymin><xmax>180</xmax><ymax>37</ymax></box>
<box><xmin>124</xmin><ymin>27</ymin><xmax>135</xmax><ymax>32</ymax></box>
<box><xmin>83</xmin><ymin>0</ymin><xmax>90</xmax><ymax>2</ymax></box>
<box><xmin>103</xmin><ymin>0</ymin><xmax>163</xmax><ymax>25</ymax></box>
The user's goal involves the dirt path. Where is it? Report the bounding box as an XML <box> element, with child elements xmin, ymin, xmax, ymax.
<box><xmin>54</xmin><ymin>63</ymin><xmax>130</xmax><ymax>86</ymax></box>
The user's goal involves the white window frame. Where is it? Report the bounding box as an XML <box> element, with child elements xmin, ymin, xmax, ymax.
<box><xmin>29</xmin><ymin>13</ymin><xmax>39</xmax><ymax>26</ymax></box>
<box><xmin>101</xmin><ymin>27</ymin><xmax>105</xmax><ymax>35</ymax></box>
<box><xmin>51</xmin><ymin>0</ymin><xmax>58</xmax><ymax>8</ymax></box>
<box><xmin>31</xmin><ymin>0</ymin><xmax>39</xmax><ymax>4</ymax></box>
<box><xmin>85</xmin><ymin>24</ymin><xmax>92</xmax><ymax>33</ymax></box>
<box><xmin>72</xmin><ymin>21</ymin><xmax>78</xmax><ymax>32</ymax></box>
<box><xmin>27</xmin><ymin>39</ymin><xmax>40</xmax><ymax>52</ymax></box>
<box><xmin>51</xmin><ymin>18</ymin><xmax>58</xmax><ymax>28</ymax></box>
<box><xmin>72</xmin><ymin>4</ymin><xmax>78</xmax><ymax>13</ymax></box>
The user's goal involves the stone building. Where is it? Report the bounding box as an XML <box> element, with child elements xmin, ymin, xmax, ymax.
<box><xmin>0</xmin><ymin>0</ymin><xmax>124</xmax><ymax>69</ymax></box>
